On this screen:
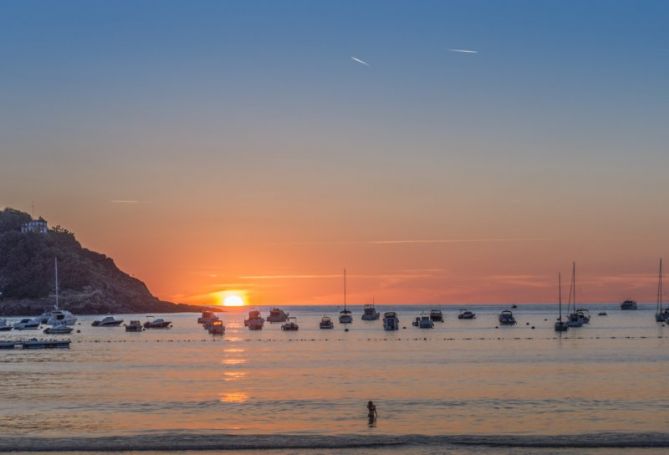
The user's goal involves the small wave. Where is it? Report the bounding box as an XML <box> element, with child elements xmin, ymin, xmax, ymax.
<box><xmin>2</xmin><ymin>432</ymin><xmax>669</xmax><ymax>452</ymax></box>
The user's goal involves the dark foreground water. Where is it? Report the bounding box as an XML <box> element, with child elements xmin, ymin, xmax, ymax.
<box><xmin>1</xmin><ymin>304</ymin><xmax>668</xmax><ymax>453</ymax></box>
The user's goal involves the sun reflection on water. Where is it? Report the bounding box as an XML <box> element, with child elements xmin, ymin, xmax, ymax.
<box><xmin>219</xmin><ymin>392</ymin><xmax>249</xmax><ymax>403</ymax></box>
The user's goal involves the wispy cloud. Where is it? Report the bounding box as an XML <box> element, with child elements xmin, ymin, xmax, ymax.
<box><xmin>275</xmin><ymin>238</ymin><xmax>544</xmax><ymax>246</ymax></box>
<box><xmin>110</xmin><ymin>200</ymin><xmax>151</xmax><ymax>204</ymax></box>
<box><xmin>448</xmin><ymin>48</ymin><xmax>479</xmax><ymax>54</ymax></box>
<box><xmin>351</xmin><ymin>56</ymin><xmax>371</xmax><ymax>66</ymax></box>
<box><xmin>239</xmin><ymin>272</ymin><xmax>445</xmax><ymax>281</ymax></box>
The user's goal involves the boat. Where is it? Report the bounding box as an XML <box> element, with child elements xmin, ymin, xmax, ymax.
<box><xmin>598</xmin><ymin>311</ymin><xmax>608</xmax><ymax>316</ymax></box>
<box><xmin>319</xmin><ymin>315</ymin><xmax>334</xmax><ymax>329</ymax></box>
<box><xmin>244</xmin><ymin>310</ymin><xmax>265</xmax><ymax>330</ymax></box>
<box><xmin>511</xmin><ymin>304</ymin><xmax>518</xmax><ymax>309</ymax></box>
<box><xmin>338</xmin><ymin>269</ymin><xmax>353</xmax><ymax>324</ymax></box>
<box><xmin>655</xmin><ymin>259</ymin><xmax>669</xmax><ymax>323</ymax></box>
<box><xmin>197</xmin><ymin>310</ymin><xmax>217</xmax><ymax>324</ymax></box>
<box><xmin>43</xmin><ymin>322</ymin><xmax>73</xmax><ymax>335</ymax></box>
<box><xmin>143</xmin><ymin>317</ymin><xmax>172</xmax><ymax>329</ymax></box>
<box><xmin>620</xmin><ymin>299</ymin><xmax>638</xmax><ymax>310</ymax></box>
<box><xmin>267</xmin><ymin>308</ymin><xmax>289</xmax><ymax>323</ymax></box>
<box><xmin>21</xmin><ymin>338</ymin><xmax>71</xmax><ymax>349</ymax></box>
<box><xmin>361</xmin><ymin>300</ymin><xmax>380</xmax><ymax>321</ymax></box>
<box><xmin>0</xmin><ymin>319</ymin><xmax>12</xmax><ymax>331</ymax></box>
<box><xmin>37</xmin><ymin>258</ymin><xmax>77</xmax><ymax>326</ymax></box>
<box><xmin>417</xmin><ymin>313</ymin><xmax>434</xmax><ymax>329</ymax></box>
<box><xmin>566</xmin><ymin>262</ymin><xmax>587</xmax><ymax>327</ymax></box>
<box><xmin>281</xmin><ymin>316</ymin><xmax>299</xmax><ymax>331</ymax></box>
<box><xmin>429</xmin><ymin>309</ymin><xmax>444</xmax><ymax>322</ymax></box>
<box><xmin>0</xmin><ymin>340</ymin><xmax>15</xmax><ymax>349</ymax></box>
<box><xmin>208</xmin><ymin>319</ymin><xmax>225</xmax><ymax>335</ymax></box>
<box><xmin>92</xmin><ymin>316</ymin><xmax>124</xmax><ymax>327</ymax></box>
<box><xmin>125</xmin><ymin>320</ymin><xmax>144</xmax><ymax>332</ymax></box>
<box><xmin>457</xmin><ymin>309</ymin><xmax>476</xmax><ymax>320</ymax></box>
<box><xmin>382</xmin><ymin>311</ymin><xmax>399</xmax><ymax>331</ymax></box>
<box><xmin>13</xmin><ymin>318</ymin><xmax>40</xmax><ymax>330</ymax></box>
<box><xmin>498</xmin><ymin>310</ymin><xmax>516</xmax><ymax>326</ymax></box>
<box><xmin>554</xmin><ymin>272</ymin><xmax>569</xmax><ymax>332</ymax></box>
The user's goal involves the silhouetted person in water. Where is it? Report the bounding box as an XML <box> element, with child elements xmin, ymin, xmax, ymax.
<box><xmin>367</xmin><ymin>401</ymin><xmax>377</xmax><ymax>426</ymax></box>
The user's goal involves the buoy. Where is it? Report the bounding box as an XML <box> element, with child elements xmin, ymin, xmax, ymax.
<box><xmin>531</xmin><ymin>326</ymin><xmax>535</xmax><ymax>329</ymax></box>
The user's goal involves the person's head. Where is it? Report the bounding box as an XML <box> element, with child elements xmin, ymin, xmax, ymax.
<box><xmin>368</xmin><ymin>401</ymin><xmax>373</xmax><ymax>405</ymax></box>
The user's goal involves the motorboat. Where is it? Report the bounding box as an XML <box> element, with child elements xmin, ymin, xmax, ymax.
<box><xmin>338</xmin><ymin>269</ymin><xmax>353</xmax><ymax>324</ymax></box>
<box><xmin>383</xmin><ymin>311</ymin><xmax>399</xmax><ymax>331</ymax></box>
<box><xmin>498</xmin><ymin>310</ymin><xmax>516</xmax><ymax>326</ymax></box>
<box><xmin>208</xmin><ymin>319</ymin><xmax>225</xmax><ymax>335</ymax></box>
<box><xmin>429</xmin><ymin>309</ymin><xmax>444</xmax><ymax>322</ymax></box>
<box><xmin>37</xmin><ymin>259</ymin><xmax>77</xmax><ymax>326</ymax></box>
<box><xmin>417</xmin><ymin>313</ymin><xmax>434</xmax><ymax>329</ymax></box>
<box><xmin>267</xmin><ymin>308</ymin><xmax>289</xmax><ymax>323</ymax></box>
<box><xmin>198</xmin><ymin>310</ymin><xmax>217</xmax><ymax>324</ymax></box>
<box><xmin>0</xmin><ymin>340</ymin><xmax>15</xmax><ymax>349</ymax></box>
<box><xmin>43</xmin><ymin>323</ymin><xmax>73</xmax><ymax>335</ymax></box>
<box><xmin>281</xmin><ymin>317</ymin><xmax>299</xmax><ymax>331</ymax></box>
<box><xmin>361</xmin><ymin>302</ymin><xmax>380</xmax><ymax>321</ymax></box>
<box><xmin>621</xmin><ymin>299</ymin><xmax>638</xmax><ymax>310</ymax></box>
<box><xmin>125</xmin><ymin>320</ymin><xmax>144</xmax><ymax>332</ymax></box>
<box><xmin>92</xmin><ymin>316</ymin><xmax>124</xmax><ymax>327</ymax></box>
<box><xmin>13</xmin><ymin>318</ymin><xmax>40</xmax><ymax>330</ymax></box>
<box><xmin>319</xmin><ymin>315</ymin><xmax>334</xmax><ymax>329</ymax></box>
<box><xmin>554</xmin><ymin>272</ymin><xmax>569</xmax><ymax>333</ymax></box>
<box><xmin>0</xmin><ymin>319</ymin><xmax>12</xmax><ymax>331</ymax></box>
<box><xmin>457</xmin><ymin>309</ymin><xmax>476</xmax><ymax>320</ymax></box>
<box><xmin>244</xmin><ymin>310</ymin><xmax>265</xmax><ymax>330</ymax></box>
<box><xmin>598</xmin><ymin>311</ymin><xmax>608</xmax><ymax>316</ymax></box>
<box><xmin>143</xmin><ymin>317</ymin><xmax>172</xmax><ymax>329</ymax></box>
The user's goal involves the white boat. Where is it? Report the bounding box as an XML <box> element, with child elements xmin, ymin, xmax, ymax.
<box><xmin>417</xmin><ymin>313</ymin><xmax>434</xmax><ymax>329</ymax></box>
<box><xmin>38</xmin><ymin>258</ymin><xmax>77</xmax><ymax>326</ymax></box>
<box><xmin>0</xmin><ymin>318</ymin><xmax>12</xmax><ymax>331</ymax></box>
<box><xmin>21</xmin><ymin>338</ymin><xmax>71</xmax><ymax>349</ymax></box>
<box><xmin>13</xmin><ymin>318</ymin><xmax>40</xmax><ymax>330</ymax></box>
<box><xmin>267</xmin><ymin>308</ymin><xmax>289</xmax><ymax>323</ymax></box>
<box><xmin>554</xmin><ymin>272</ymin><xmax>569</xmax><ymax>333</ymax></box>
<box><xmin>144</xmin><ymin>317</ymin><xmax>172</xmax><ymax>329</ymax></box>
<box><xmin>319</xmin><ymin>315</ymin><xmax>334</xmax><ymax>329</ymax></box>
<box><xmin>338</xmin><ymin>269</ymin><xmax>353</xmax><ymax>324</ymax></box>
<box><xmin>566</xmin><ymin>262</ymin><xmax>587</xmax><ymax>327</ymax></box>
<box><xmin>244</xmin><ymin>310</ymin><xmax>265</xmax><ymax>330</ymax></box>
<box><xmin>44</xmin><ymin>322</ymin><xmax>73</xmax><ymax>335</ymax></box>
<box><xmin>361</xmin><ymin>300</ymin><xmax>380</xmax><ymax>321</ymax></box>
<box><xmin>457</xmin><ymin>309</ymin><xmax>476</xmax><ymax>320</ymax></box>
<box><xmin>382</xmin><ymin>311</ymin><xmax>399</xmax><ymax>331</ymax></box>
<box><xmin>92</xmin><ymin>316</ymin><xmax>124</xmax><ymax>327</ymax></box>
<box><xmin>498</xmin><ymin>310</ymin><xmax>516</xmax><ymax>325</ymax></box>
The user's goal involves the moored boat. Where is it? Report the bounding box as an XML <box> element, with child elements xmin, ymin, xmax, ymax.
<box><xmin>338</xmin><ymin>269</ymin><xmax>353</xmax><ymax>324</ymax></box>
<box><xmin>267</xmin><ymin>308</ymin><xmax>289</xmax><ymax>323</ymax></box>
<box><xmin>429</xmin><ymin>309</ymin><xmax>444</xmax><ymax>322</ymax></box>
<box><xmin>245</xmin><ymin>310</ymin><xmax>265</xmax><ymax>330</ymax></box>
<box><xmin>554</xmin><ymin>272</ymin><xmax>569</xmax><ymax>333</ymax></box>
<box><xmin>361</xmin><ymin>301</ymin><xmax>380</xmax><ymax>321</ymax></box>
<box><xmin>125</xmin><ymin>320</ymin><xmax>144</xmax><ymax>332</ymax></box>
<box><xmin>0</xmin><ymin>319</ymin><xmax>12</xmax><ymax>331</ymax></box>
<box><xmin>198</xmin><ymin>311</ymin><xmax>217</xmax><ymax>324</ymax></box>
<box><xmin>620</xmin><ymin>299</ymin><xmax>638</xmax><ymax>310</ymax></box>
<box><xmin>281</xmin><ymin>316</ymin><xmax>299</xmax><ymax>331</ymax></box>
<box><xmin>38</xmin><ymin>259</ymin><xmax>77</xmax><ymax>326</ymax></box>
<box><xmin>319</xmin><ymin>315</ymin><xmax>334</xmax><ymax>329</ymax></box>
<box><xmin>208</xmin><ymin>319</ymin><xmax>225</xmax><ymax>335</ymax></box>
<box><xmin>43</xmin><ymin>322</ymin><xmax>73</xmax><ymax>335</ymax></box>
<box><xmin>92</xmin><ymin>316</ymin><xmax>124</xmax><ymax>327</ymax></box>
<box><xmin>13</xmin><ymin>318</ymin><xmax>40</xmax><ymax>330</ymax></box>
<box><xmin>143</xmin><ymin>317</ymin><xmax>172</xmax><ymax>329</ymax></box>
<box><xmin>498</xmin><ymin>310</ymin><xmax>516</xmax><ymax>326</ymax></box>
<box><xmin>383</xmin><ymin>311</ymin><xmax>399</xmax><ymax>331</ymax></box>
<box><xmin>417</xmin><ymin>313</ymin><xmax>434</xmax><ymax>329</ymax></box>
<box><xmin>457</xmin><ymin>309</ymin><xmax>476</xmax><ymax>320</ymax></box>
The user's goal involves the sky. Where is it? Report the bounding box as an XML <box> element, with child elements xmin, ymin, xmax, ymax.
<box><xmin>1</xmin><ymin>0</ymin><xmax>669</xmax><ymax>307</ymax></box>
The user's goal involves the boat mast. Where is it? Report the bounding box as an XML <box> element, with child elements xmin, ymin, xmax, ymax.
<box><xmin>572</xmin><ymin>262</ymin><xmax>576</xmax><ymax>311</ymax></box>
<box><xmin>54</xmin><ymin>257</ymin><xmax>59</xmax><ymax>310</ymax></box>
<box><xmin>343</xmin><ymin>268</ymin><xmax>347</xmax><ymax>311</ymax></box>
<box><xmin>657</xmin><ymin>258</ymin><xmax>663</xmax><ymax>314</ymax></box>
<box><xmin>558</xmin><ymin>272</ymin><xmax>562</xmax><ymax>321</ymax></box>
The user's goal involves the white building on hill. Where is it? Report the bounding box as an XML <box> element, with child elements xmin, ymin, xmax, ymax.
<box><xmin>21</xmin><ymin>219</ymin><xmax>48</xmax><ymax>234</ymax></box>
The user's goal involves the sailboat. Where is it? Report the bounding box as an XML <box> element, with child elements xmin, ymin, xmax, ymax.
<box><xmin>566</xmin><ymin>262</ymin><xmax>586</xmax><ymax>328</ymax></box>
<box><xmin>338</xmin><ymin>269</ymin><xmax>353</xmax><ymax>324</ymax></box>
<box><xmin>655</xmin><ymin>259</ymin><xmax>668</xmax><ymax>322</ymax></box>
<box><xmin>554</xmin><ymin>272</ymin><xmax>569</xmax><ymax>332</ymax></box>
<box><xmin>39</xmin><ymin>258</ymin><xmax>77</xmax><ymax>326</ymax></box>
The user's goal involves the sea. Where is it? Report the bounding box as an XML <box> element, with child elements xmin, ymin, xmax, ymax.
<box><xmin>1</xmin><ymin>304</ymin><xmax>669</xmax><ymax>454</ymax></box>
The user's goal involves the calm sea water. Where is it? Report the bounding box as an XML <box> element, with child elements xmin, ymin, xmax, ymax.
<box><xmin>1</xmin><ymin>304</ymin><xmax>669</xmax><ymax>453</ymax></box>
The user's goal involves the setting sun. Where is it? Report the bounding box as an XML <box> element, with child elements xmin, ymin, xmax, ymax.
<box><xmin>217</xmin><ymin>290</ymin><xmax>247</xmax><ymax>307</ymax></box>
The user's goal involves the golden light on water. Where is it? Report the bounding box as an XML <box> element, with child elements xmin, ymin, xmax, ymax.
<box><xmin>219</xmin><ymin>392</ymin><xmax>249</xmax><ymax>403</ymax></box>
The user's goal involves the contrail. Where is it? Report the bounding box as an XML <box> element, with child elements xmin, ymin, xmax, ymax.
<box><xmin>448</xmin><ymin>48</ymin><xmax>479</xmax><ymax>54</ymax></box>
<box><xmin>351</xmin><ymin>56</ymin><xmax>371</xmax><ymax>66</ymax></box>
